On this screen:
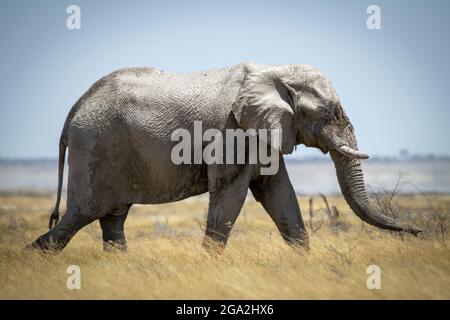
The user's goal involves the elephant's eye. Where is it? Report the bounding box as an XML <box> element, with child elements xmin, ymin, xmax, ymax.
<box><xmin>320</xmin><ymin>106</ymin><xmax>333</xmax><ymax>120</ymax></box>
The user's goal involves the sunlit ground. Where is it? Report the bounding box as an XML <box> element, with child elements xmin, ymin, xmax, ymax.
<box><xmin>0</xmin><ymin>193</ymin><xmax>449</xmax><ymax>299</ymax></box>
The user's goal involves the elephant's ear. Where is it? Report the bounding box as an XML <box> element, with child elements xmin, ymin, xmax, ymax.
<box><xmin>232</xmin><ymin>66</ymin><xmax>297</xmax><ymax>154</ymax></box>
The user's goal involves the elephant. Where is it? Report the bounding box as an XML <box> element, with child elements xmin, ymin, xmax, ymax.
<box><xmin>29</xmin><ymin>62</ymin><xmax>421</xmax><ymax>252</ymax></box>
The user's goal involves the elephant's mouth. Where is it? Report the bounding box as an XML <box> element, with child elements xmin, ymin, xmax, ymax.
<box><xmin>333</xmin><ymin>145</ymin><xmax>369</xmax><ymax>159</ymax></box>
<box><xmin>319</xmin><ymin>143</ymin><xmax>368</xmax><ymax>158</ymax></box>
<box><xmin>317</xmin><ymin>125</ymin><xmax>369</xmax><ymax>160</ymax></box>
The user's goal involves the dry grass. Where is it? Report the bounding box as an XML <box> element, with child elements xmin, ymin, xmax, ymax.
<box><xmin>0</xmin><ymin>193</ymin><xmax>449</xmax><ymax>299</ymax></box>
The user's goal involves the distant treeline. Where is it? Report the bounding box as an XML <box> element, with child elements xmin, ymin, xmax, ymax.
<box><xmin>0</xmin><ymin>158</ymin><xmax>59</xmax><ymax>165</ymax></box>
<box><xmin>286</xmin><ymin>154</ymin><xmax>450</xmax><ymax>163</ymax></box>
<box><xmin>1</xmin><ymin>154</ymin><xmax>450</xmax><ymax>165</ymax></box>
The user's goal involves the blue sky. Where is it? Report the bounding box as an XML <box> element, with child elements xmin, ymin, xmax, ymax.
<box><xmin>1</xmin><ymin>0</ymin><xmax>449</xmax><ymax>158</ymax></box>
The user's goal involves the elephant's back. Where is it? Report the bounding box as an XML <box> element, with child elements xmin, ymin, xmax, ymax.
<box><xmin>70</xmin><ymin>66</ymin><xmax>232</xmax><ymax>126</ymax></box>
<box><xmin>67</xmin><ymin>63</ymin><xmax>264</xmax><ymax>132</ymax></box>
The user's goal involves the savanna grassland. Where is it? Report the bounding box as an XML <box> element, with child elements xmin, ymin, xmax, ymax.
<box><xmin>0</xmin><ymin>192</ymin><xmax>449</xmax><ymax>299</ymax></box>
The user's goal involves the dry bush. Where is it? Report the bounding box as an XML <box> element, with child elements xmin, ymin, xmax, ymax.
<box><xmin>307</xmin><ymin>197</ymin><xmax>322</xmax><ymax>233</ymax></box>
<box><xmin>370</xmin><ymin>174</ymin><xmax>450</xmax><ymax>241</ymax></box>
<box><xmin>409</xmin><ymin>189</ymin><xmax>449</xmax><ymax>240</ymax></box>
<box><xmin>318</xmin><ymin>193</ymin><xmax>351</xmax><ymax>233</ymax></box>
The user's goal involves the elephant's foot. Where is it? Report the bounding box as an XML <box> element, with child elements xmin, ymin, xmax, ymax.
<box><xmin>287</xmin><ymin>241</ymin><xmax>310</xmax><ymax>255</ymax></box>
<box><xmin>25</xmin><ymin>233</ymin><xmax>68</xmax><ymax>253</ymax></box>
<box><xmin>283</xmin><ymin>233</ymin><xmax>310</xmax><ymax>253</ymax></box>
<box><xmin>202</xmin><ymin>236</ymin><xmax>226</xmax><ymax>255</ymax></box>
<box><xmin>103</xmin><ymin>239</ymin><xmax>127</xmax><ymax>252</ymax></box>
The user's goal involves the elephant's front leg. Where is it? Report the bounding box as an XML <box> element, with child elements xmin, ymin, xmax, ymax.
<box><xmin>203</xmin><ymin>168</ymin><xmax>251</xmax><ymax>252</ymax></box>
<box><xmin>250</xmin><ymin>158</ymin><xmax>309</xmax><ymax>249</ymax></box>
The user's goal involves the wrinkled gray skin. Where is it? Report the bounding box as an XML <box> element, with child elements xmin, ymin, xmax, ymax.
<box><xmin>29</xmin><ymin>63</ymin><xmax>421</xmax><ymax>252</ymax></box>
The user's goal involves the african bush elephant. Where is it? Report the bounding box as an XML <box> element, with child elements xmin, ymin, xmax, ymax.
<box><xmin>29</xmin><ymin>62</ymin><xmax>421</xmax><ymax>252</ymax></box>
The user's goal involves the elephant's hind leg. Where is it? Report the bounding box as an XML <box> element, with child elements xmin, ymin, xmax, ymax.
<box><xmin>29</xmin><ymin>206</ymin><xmax>96</xmax><ymax>251</ymax></box>
<box><xmin>99</xmin><ymin>205</ymin><xmax>130</xmax><ymax>252</ymax></box>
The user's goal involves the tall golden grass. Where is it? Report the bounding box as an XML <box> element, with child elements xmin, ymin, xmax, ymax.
<box><xmin>0</xmin><ymin>193</ymin><xmax>449</xmax><ymax>299</ymax></box>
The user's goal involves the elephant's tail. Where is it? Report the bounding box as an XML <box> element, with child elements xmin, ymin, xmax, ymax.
<box><xmin>48</xmin><ymin>138</ymin><xmax>67</xmax><ymax>230</ymax></box>
<box><xmin>48</xmin><ymin>99</ymin><xmax>78</xmax><ymax>229</ymax></box>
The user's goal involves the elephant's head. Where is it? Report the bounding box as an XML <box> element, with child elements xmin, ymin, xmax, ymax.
<box><xmin>232</xmin><ymin>65</ymin><xmax>421</xmax><ymax>235</ymax></box>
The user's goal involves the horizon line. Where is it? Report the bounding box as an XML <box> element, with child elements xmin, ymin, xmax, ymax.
<box><xmin>1</xmin><ymin>153</ymin><xmax>450</xmax><ymax>163</ymax></box>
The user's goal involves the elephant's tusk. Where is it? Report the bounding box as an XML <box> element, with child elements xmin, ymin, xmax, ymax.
<box><xmin>336</xmin><ymin>145</ymin><xmax>369</xmax><ymax>159</ymax></box>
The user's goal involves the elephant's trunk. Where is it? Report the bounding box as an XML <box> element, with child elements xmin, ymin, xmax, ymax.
<box><xmin>330</xmin><ymin>150</ymin><xmax>422</xmax><ymax>235</ymax></box>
